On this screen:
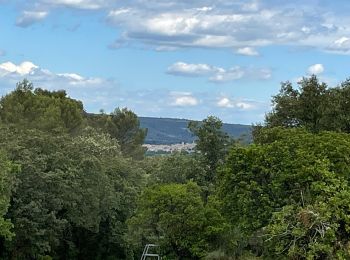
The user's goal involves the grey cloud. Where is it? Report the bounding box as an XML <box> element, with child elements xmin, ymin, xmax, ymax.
<box><xmin>109</xmin><ymin>4</ymin><xmax>339</xmax><ymax>51</ymax></box>
<box><xmin>327</xmin><ymin>37</ymin><xmax>350</xmax><ymax>54</ymax></box>
<box><xmin>13</xmin><ymin>0</ymin><xmax>350</xmax><ymax>53</ymax></box>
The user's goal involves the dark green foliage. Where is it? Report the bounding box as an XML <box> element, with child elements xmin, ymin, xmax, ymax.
<box><xmin>0</xmin><ymin>125</ymin><xmax>144</xmax><ymax>259</ymax></box>
<box><xmin>6</xmin><ymin>76</ymin><xmax>350</xmax><ymax>259</ymax></box>
<box><xmin>0</xmin><ymin>79</ymin><xmax>84</xmax><ymax>133</ymax></box>
<box><xmin>127</xmin><ymin>182</ymin><xmax>225</xmax><ymax>259</ymax></box>
<box><xmin>87</xmin><ymin>108</ymin><xmax>147</xmax><ymax>160</ymax></box>
<box><xmin>219</xmin><ymin>128</ymin><xmax>350</xmax><ymax>259</ymax></box>
<box><xmin>146</xmin><ymin>153</ymin><xmax>206</xmax><ymax>186</ymax></box>
<box><xmin>263</xmin><ymin>75</ymin><xmax>350</xmax><ymax>135</ymax></box>
<box><xmin>189</xmin><ymin>116</ymin><xmax>234</xmax><ymax>179</ymax></box>
<box><xmin>0</xmin><ymin>151</ymin><xmax>17</xmax><ymax>241</ymax></box>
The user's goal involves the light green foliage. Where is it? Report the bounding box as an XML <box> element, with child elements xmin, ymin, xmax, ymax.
<box><xmin>127</xmin><ymin>182</ymin><xmax>225</xmax><ymax>259</ymax></box>
<box><xmin>0</xmin><ymin>79</ymin><xmax>84</xmax><ymax>133</ymax></box>
<box><xmin>219</xmin><ymin>128</ymin><xmax>350</xmax><ymax>258</ymax></box>
<box><xmin>146</xmin><ymin>153</ymin><xmax>207</xmax><ymax>186</ymax></box>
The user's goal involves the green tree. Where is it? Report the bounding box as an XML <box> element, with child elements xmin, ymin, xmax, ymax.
<box><xmin>218</xmin><ymin>128</ymin><xmax>350</xmax><ymax>258</ymax></box>
<box><xmin>127</xmin><ymin>182</ymin><xmax>225</xmax><ymax>259</ymax></box>
<box><xmin>87</xmin><ymin>108</ymin><xmax>147</xmax><ymax>160</ymax></box>
<box><xmin>188</xmin><ymin>116</ymin><xmax>233</xmax><ymax>180</ymax></box>
<box><xmin>0</xmin><ymin>151</ymin><xmax>17</xmax><ymax>241</ymax></box>
<box><xmin>265</xmin><ymin>81</ymin><xmax>300</xmax><ymax>128</ymax></box>
<box><xmin>146</xmin><ymin>153</ymin><xmax>206</xmax><ymax>186</ymax></box>
<box><xmin>0</xmin><ymin>79</ymin><xmax>84</xmax><ymax>133</ymax></box>
<box><xmin>266</xmin><ymin>76</ymin><xmax>328</xmax><ymax>132</ymax></box>
<box><xmin>261</xmin><ymin>75</ymin><xmax>350</xmax><ymax>136</ymax></box>
<box><xmin>0</xmin><ymin>125</ymin><xmax>144</xmax><ymax>259</ymax></box>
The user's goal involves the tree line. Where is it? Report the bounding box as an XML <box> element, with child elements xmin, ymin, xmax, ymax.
<box><xmin>1</xmin><ymin>76</ymin><xmax>350</xmax><ymax>259</ymax></box>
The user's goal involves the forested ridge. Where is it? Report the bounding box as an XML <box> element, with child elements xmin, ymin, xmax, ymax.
<box><xmin>1</xmin><ymin>76</ymin><xmax>350</xmax><ymax>259</ymax></box>
<box><xmin>137</xmin><ymin>117</ymin><xmax>251</xmax><ymax>145</ymax></box>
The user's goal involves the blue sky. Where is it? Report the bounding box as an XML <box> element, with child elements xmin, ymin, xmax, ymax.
<box><xmin>1</xmin><ymin>0</ymin><xmax>350</xmax><ymax>124</ymax></box>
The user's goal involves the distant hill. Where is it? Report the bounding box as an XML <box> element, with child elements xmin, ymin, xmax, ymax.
<box><xmin>139</xmin><ymin>117</ymin><xmax>252</xmax><ymax>144</ymax></box>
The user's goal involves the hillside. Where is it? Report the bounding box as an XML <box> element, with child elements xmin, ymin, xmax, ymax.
<box><xmin>139</xmin><ymin>117</ymin><xmax>252</xmax><ymax>144</ymax></box>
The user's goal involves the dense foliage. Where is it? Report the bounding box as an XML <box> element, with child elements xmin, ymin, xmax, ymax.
<box><xmin>219</xmin><ymin>128</ymin><xmax>350</xmax><ymax>259</ymax></box>
<box><xmin>262</xmin><ymin>75</ymin><xmax>350</xmax><ymax>133</ymax></box>
<box><xmin>86</xmin><ymin>108</ymin><xmax>147</xmax><ymax>160</ymax></box>
<box><xmin>0</xmin><ymin>79</ymin><xmax>84</xmax><ymax>133</ymax></box>
<box><xmin>2</xmin><ymin>76</ymin><xmax>350</xmax><ymax>259</ymax></box>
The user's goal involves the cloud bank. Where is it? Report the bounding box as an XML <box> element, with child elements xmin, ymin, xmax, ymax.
<box><xmin>10</xmin><ymin>0</ymin><xmax>350</xmax><ymax>54</ymax></box>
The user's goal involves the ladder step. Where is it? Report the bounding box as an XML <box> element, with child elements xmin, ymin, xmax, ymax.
<box><xmin>141</xmin><ymin>244</ymin><xmax>161</xmax><ymax>260</ymax></box>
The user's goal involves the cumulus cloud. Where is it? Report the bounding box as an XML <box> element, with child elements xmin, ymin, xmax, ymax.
<box><xmin>170</xmin><ymin>92</ymin><xmax>199</xmax><ymax>106</ymax></box>
<box><xmin>217</xmin><ymin>97</ymin><xmax>254</xmax><ymax>110</ymax></box>
<box><xmin>0</xmin><ymin>60</ymin><xmax>108</xmax><ymax>88</ymax></box>
<box><xmin>308</xmin><ymin>64</ymin><xmax>324</xmax><ymax>75</ymax></box>
<box><xmin>217</xmin><ymin>97</ymin><xmax>234</xmax><ymax>108</ymax></box>
<box><xmin>236</xmin><ymin>47</ymin><xmax>259</xmax><ymax>56</ymax></box>
<box><xmin>167</xmin><ymin>62</ymin><xmax>271</xmax><ymax>83</ymax></box>
<box><xmin>0</xmin><ymin>61</ymin><xmax>38</xmax><ymax>76</ymax></box>
<box><xmin>167</xmin><ymin>62</ymin><xmax>213</xmax><ymax>77</ymax></box>
<box><xmin>16</xmin><ymin>11</ymin><xmax>49</xmax><ymax>27</ymax></box>
<box><xmin>105</xmin><ymin>1</ymin><xmax>346</xmax><ymax>51</ymax></box>
<box><xmin>12</xmin><ymin>0</ymin><xmax>350</xmax><ymax>54</ymax></box>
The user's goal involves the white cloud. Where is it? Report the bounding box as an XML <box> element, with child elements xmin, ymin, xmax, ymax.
<box><xmin>105</xmin><ymin>2</ymin><xmax>346</xmax><ymax>51</ymax></box>
<box><xmin>16</xmin><ymin>11</ymin><xmax>49</xmax><ymax>27</ymax></box>
<box><xmin>170</xmin><ymin>92</ymin><xmax>198</xmax><ymax>106</ymax></box>
<box><xmin>242</xmin><ymin>1</ymin><xmax>260</xmax><ymax>12</ymax></box>
<box><xmin>0</xmin><ymin>61</ymin><xmax>38</xmax><ymax>76</ymax></box>
<box><xmin>40</xmin><ymin>0</ymin><xmax>107</xmax><ymax>10</ymax></box>
<box><xmin>167</xmin><ymin>62</ymin><xmax>213</xmax><ymax>77</ymax></box>
<box><xmin>217</xmin><ymin>97</ymin><xmax>255</xmax><ymax>110</ymax></box>
<box><xmin>308</xmin><ymin>64</ymin><xmax>324</xmax><ymax>75</ymax></box>
<box><xmin>217</xmin><ymin>97</ymin><xmax>234</xmax><ymax>108</ymax></box>
<box><xmin>0</xmin><ymin>60</ymin><xmax>107</xmax><ymax>88</ymax></box>
<box><xmin>236</xmin><ymin>47</ymin><xmax>259</xmax><ymax>56</ymax></box>
<box><xmin>328</xmin><ymin>37</ymin><xmax>350</xmax><ymax>53</ymax></box>
<box><xmin>57</xmin><ymin>73</ymin><xmax>84</xmax><ymax>81</ymax></box>
<box><xmin>13</xmin><ymin>0</ymin><xmax>350</xmax><ymax>55</ymax></box>
<box><xmin>236</xmin><ymin>102</ymin><xmax>254</xmax><ymax>110</ymax></box>
<box><xmin>209</xmin><ymin>67</ymin><xmax>245</xmax><ymax>82</ymax></box>
<box><xmin>167</xmin><ymin>62</ymin><xmax>271</xmax><ymax>83</ymax></box>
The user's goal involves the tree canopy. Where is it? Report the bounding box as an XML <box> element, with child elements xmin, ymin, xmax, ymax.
<box><xmin>0</xmin><ymin>79</ymin><xmax>84</xmax><ymax>133</ymax></box>
<box><xmin>218</xmin><ymin>128</ymin><xmax>350</xmax><ymax>259</ymax></box>
<box><xmin>263</xmin><ymin>75</ymin><xmax>350</xmax><ymax>134</ymax></box>
<box><xmin>2</xmin><ymin>77</ymin><xmax>350</xmax><ymax>259</ymax></box>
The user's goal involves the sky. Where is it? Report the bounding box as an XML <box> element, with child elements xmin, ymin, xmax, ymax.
<box><xmin>1</xmin><ymin>0</ymin><xmax>350</xmax><ymax>124</ymax></box>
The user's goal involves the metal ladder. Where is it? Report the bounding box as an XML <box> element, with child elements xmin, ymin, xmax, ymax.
<box><xmin>140</xmin><ymin>244</ymin><xmax>160</xmax><ymax>260</ymax></box>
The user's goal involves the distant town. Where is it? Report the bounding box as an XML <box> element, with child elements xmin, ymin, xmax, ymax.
<box><xmin>143</xmin><ymin>142</ymin><xmax>196</xmax><ymax>154</ymax></box>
